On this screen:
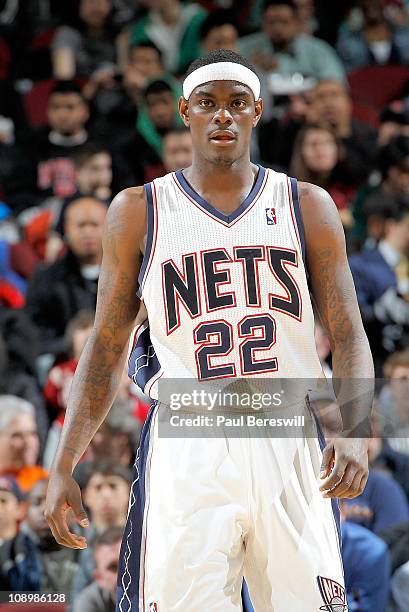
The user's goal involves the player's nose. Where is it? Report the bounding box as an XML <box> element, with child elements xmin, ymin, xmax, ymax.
<box><xmin>213</xmin><ymin>107</ymin><xmax>233</xmax><ymax>124</ymax></box>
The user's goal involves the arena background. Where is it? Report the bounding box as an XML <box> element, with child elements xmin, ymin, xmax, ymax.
<box><xmin>0</xmin><ymin>1</ymin><xmax>409</xmax><ymax>610</ymax></box>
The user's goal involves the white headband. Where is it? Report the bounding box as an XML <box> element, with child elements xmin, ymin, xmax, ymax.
<box><xmin>183</xmin><ymin>62</ymin><xmax>260</xmax><ymax>101</ymax></box>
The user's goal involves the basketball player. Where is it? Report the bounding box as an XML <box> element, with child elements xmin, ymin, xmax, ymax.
<box><xmin>45</xmin><ymin>50</ymin><xmax>374</xmax><ymax>611</ymax></box>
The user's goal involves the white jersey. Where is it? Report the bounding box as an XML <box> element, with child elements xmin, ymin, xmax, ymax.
<box><xmin>128</xmin><ymin>165</ymin><xmax>324</xmax><ymax>398</ymax></box>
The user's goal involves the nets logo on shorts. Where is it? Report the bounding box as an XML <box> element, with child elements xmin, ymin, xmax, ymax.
<box><xmin>317</xmin><ymin>576</ymin><xmax>348</xmax><ymax>611</ymax></box>
<box><xmin>147</xmin><ymin>603</ymin><xmax>158</xmax><ymax>612</ymax></box>
<box><xmin>265</xmin><ymin>207</ymin><xmax>277</xmax><ymax>225</ymax></box>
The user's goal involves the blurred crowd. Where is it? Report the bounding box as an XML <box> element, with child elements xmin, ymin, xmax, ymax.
<box><xmin>0</xmin><ymin>1</ymin><xmax>409</xmax><ymax>611</ymax></box>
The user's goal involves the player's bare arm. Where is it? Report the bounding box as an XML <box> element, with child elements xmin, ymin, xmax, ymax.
<box><xmin>45</xmin><ymin>187</ymin><xmax>146</xmax><ymax>548</ymax></box>
<box><xmin>300</xmin><ymin>182</ymin><xmax>374</xmax><ymax>500</ymax></box>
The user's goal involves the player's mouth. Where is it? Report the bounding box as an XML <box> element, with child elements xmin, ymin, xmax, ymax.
<box><xmin>209</xmin><ymin>130</ymin><xmax>237</xmax><ymax>145</ymax></box>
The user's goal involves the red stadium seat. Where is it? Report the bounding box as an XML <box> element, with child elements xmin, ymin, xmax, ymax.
<box><xmin>351</xmin><ymin>101</ymin><xmax>380</xmax><ymax>129</ymax></box>
<box><xmin>348</xmin><ymin>65</ymin><xmax>409</xmax><ymax>110</ymax></box>
<box><xmin>22</xmin><ymin>78</ymin><xmax>56</xmax><ymax>128</ymax></box>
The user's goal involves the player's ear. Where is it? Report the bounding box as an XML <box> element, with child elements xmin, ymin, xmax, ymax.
<box><xmin>253</xmin><ymin>98</ymin><xmax>263</xmax><ymax>127</ymax></box>
<box><xmin>179</xmin><ymin>96</ymin><xmax>190</xmax><ymax>127</ymax></box>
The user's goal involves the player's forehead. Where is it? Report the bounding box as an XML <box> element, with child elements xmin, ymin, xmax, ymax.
<box><xmin>190</xmin><ymin>80</ymin><xmax>253</xmax><ymax>99</ymax></box>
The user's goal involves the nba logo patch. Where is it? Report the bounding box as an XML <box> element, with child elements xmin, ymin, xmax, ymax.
<box><xmin>265</xmin><ymin>207</ymin><xmax>276</xmax><ymax>225</ymax></box>
<box><xmin>317</xmin><ymin>576</ymin><xmax>347</xmax><ymax>611</ymax></box>
<box><xmin>147</xmin><ymin>603</ymin><xmax>158</xmax><ymax>612</ymax></box>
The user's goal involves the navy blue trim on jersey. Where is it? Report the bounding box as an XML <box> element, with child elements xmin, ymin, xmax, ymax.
<box><xmin>128</xmin><ymin>325</ymin><xmax>161</xmax><ymax>394</ymax></box>
<box><xmin>289</xmin><ymin>177</ymin><xmax>306</xmax><ymax>268</ymax></box>
<box><xmin>175</xmin><ymin>165</ymin><xmax>266</xmax><ymax>224</ymax></box>
<box><xmin>307</xmin><ymin>398</ymin><xmax>342</xmax><ymax>545</ymax></box>
<box><xmin>116</xmin><ymin>402</ymin><xmax>157</xmax><ymax>612</ymax></box>
<box><xmin>137</xmin><ymin>182</ymin><xmax>155</xmax><ymax>299</ymax></box>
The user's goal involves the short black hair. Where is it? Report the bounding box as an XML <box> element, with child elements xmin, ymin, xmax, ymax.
<box><xmin>379</xmin><ymin>135</ymin><xmax>409</xmax><ymax>179</ymax></box>
<box><xmin>50</xmin><ymin>79</ymin><xmax>84</xmax><ymax>98</ymax></box>
<box><xmin>263</xmin><ymin>0</ymin><xmax>296</xmax><ymax>11</ymax></box>
<box><xmin>94</xmin><ymin>526</ymin><xmax>124</xmax><ymax>549</ymax></box>
<box><xmin>200</xmin><ymin>9</ymin><xmax>238</xmax><ymax>41</ymax></box>
<box><xmin>162</xmin><ymin>125</ymin><xmax>190</xmax><ymax>139</ymax></box>
<box><xmin>185</xmin><ymin>49</ymin><xmax>256</xmax><ymax>80</ymax></box>
<box><xmin>143</xmin><ymin>78</ymin><xmax>173</xmax><ymax>99</ymax></box>
<box><xmin>71</xmin><ymin>143</ymin><xmax>111</xmax><ymax>169</ymax></box>
<box><xmin>82</xmin><ymin>458</ymin><xmax>132</xmax><ymax>489</ymax></box>
<box><xmin>129</xmin><ymin>40</ymin><xmax>163</xmax><ymax>62</ymax></box>
<box><xmin>388</xmin><ymin>198</ymin><xmax>409</xmax><ymax>223</ymax></box>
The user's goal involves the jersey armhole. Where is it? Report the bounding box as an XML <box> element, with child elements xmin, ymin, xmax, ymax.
<box><xmin>137</xmin><ymin>182</ymin><xmax>156</xmax><ymax>298</ymax></box>
<box><xmin>289</xmin><ymin>177</ymin><xmax>307</xmax><ymax>272</ymax></box>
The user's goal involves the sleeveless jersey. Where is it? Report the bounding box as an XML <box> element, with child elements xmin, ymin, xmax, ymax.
<box><xmin>128</xmin><ymin>165</ymin><xmax>324</xmax><ymax>399</ymax></box>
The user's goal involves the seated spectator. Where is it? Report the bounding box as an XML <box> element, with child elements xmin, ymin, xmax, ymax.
<box><xmin>162</xmin><ymin>126</ymin><xmax>193</xmax><ymax>173</ymax></box>
<box><xmin>239</xmin><ymin>0</ymin><xmax>345</xmax><ymax>83</ymax></box>
<box><xmin>0</xmin><ymin>476</ymin><xmax>26</xmax><ymax>545</ymax></box>
<box><xmin>336</xmin><ymin>0</ymin><xmax>409</xmax><ymax>73</ymax></box>
<box><xmin>353</xmin><ymin>135</ymin><xmax>409</xmax><ymax>247</ymax></box>
<box><xmin>377</xmin><ymin>100</ymin><xmax>409</xmax><ymax>148</ymax></box>
<box><xmin>113</xmin><ymin>78</ymin><xmax>181</xmax><ymax>188</ymax></box>
<box><xmin>389</xmin><ymin>559</ymin><xmax>409</xmax><ymax>612</ymax></box>
<box><xmin>258</xmin><ymin>78</ymin><xmax>318</xmax><ymax>168</ymax></box>
<box><xmin>311</xmin><ymin>79</ymin><xmax>378</xmax><ymax>186</ymax></box>
<box><xmin>377</xmin><ymin>348</ymin><xmax>409</xmax><ymax>455</ymax></box>
<box><xmin>43</xmin><ymin>310</ymin><xmax>95</xmax><ymax>470</ymax></box>
<box><xmin>0</xmin><ymin>478</ymin><xmax>78</xmax><ymax>593</ymax></box>
<box><xmin>289</xmin><ymin>123</ymin><xmax>357</xmax><ymax>225</ymax></box>
<box><xmin>0</xmin><ymin>395</ymin><xmax>48</xmax><ymax>492</ymax></box>
<box><xmin>128</xmin><ymin>0</ymin><xmax>207</xmax><ymax>74</ymax></box>
<box><xmin>349</xmin><ymin>200</ymin><xmax>409</xmax><ymax>371</ymax></box>
<box><xmin>343</xmin><ymin>469</ymin><xmax>409</xmax><ymax>534</ymax></box>
<box><xmin>71</xmin><ymin>460</ymin><xmax>131</xmax><ymax>598</ymax></box>
<box><xmin>26</xmin><ymin>196</ymin><xmax>106</xmax><ymax>354</ymax></box>
<box><xmin>0</xmin><ymin>309</ymin><xmax>49</xmax><ymax>452</ymax></box>
<box><xmin>72</xmin><ymin>527</ymin><xmax>123</xmax><ymax>612</ymax></box>
<box><xmin>199</xmin><ymin>9</ymin><xmax>239</xmax><ymax>54</ymax></box>
<box><xmin>52</xmin><ymin>0</ymin><xmax>118</xmax><ymax>80</ymax></box>
<box><xmin>97</xmin><ymin>40</ymin><xmax>169</xmax><ymax>141</ymax></box>
<box><xmin>340</xmin><ymin>503</ymin><xmax>391</xmax><ymax>612</ymax></box>
<box><xmin>46</xmin><ymin>144</ymin><xmax>112</xmax><ymax>261</ymax></box>
<box><xmin>21</xmin><ymin>80</ymin><xmax>91</xmax><ymax>203</ymax></box>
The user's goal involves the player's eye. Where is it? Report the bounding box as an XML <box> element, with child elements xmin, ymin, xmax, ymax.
<box><xmin>232</xmin><ymin>100</ymin><xmax>247</xmax><ymax>109</ymax></box>
<box><xmin>199</xmin><ymin>99</ymin><xmax>213</xmax><ymax>108</ymax></box>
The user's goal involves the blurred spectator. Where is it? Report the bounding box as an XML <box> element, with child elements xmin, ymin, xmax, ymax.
<box><xmin>389</xmin><ymin>559</ymin><xmax>409</xmax><ymax>612</ymax></box>
<box><xmin>128</xmin><ymin>0</ymin><xmax>207</xmax><ymax>74</ymax></box>
<box><xmin>199</xmin><ymin>9</ymin><xmax>238</xmax><ymax>53</ymax></box>
<box><xmin>72</xmin><ymin>527</ymin><xmax>123</xmax><ymax>612</ymax></box>
<box><xmin>99</xmin><ymin>40</ymin><xmax>168</xmax><ymax>141</ymax></box>
<box><xmin>239</xmin><ymin>0</ymin><xmax>346</xmax><ymax>82</ymax></box>
<box><xmin>353</xmin><ymin>135</ymin><xmax>409</xmax><ymax>247</ymax></box>
<box><xmin>340</xmin><ymin>502</ymin><xmax>391</xmax><ymax>612</ymax></box>
<box><xmin>82</xmin><ymin>459</ymin><xmax>131</xmax><ymax>532</ymax></box>
<box><xmin>0</xmin><ymin>476</ymin><xmax>26</xmax><ymax>545</ymax></box>
<box><xmin>343</xmin><ymin>469</ymin><xmax>409</xmax><ymax>535</ymax></box>
<box><xmin>377</xmin><ymin>348</ymin><xmax>409</xmax><ymax>455</ymax></box>
<box><xmin>162</xmin><ymin>125</ymin><xmax>193</xmax><ymax>173</ymax></box>
<box><xmin>42</xmin><ymin>310</ymin><xmax>95</xmax><ymax>470</ymax></box>
<box><xmin>336</xmin><ymin>0</ymin><xmax>409</xmax><ymax>73</ymax></box>
<box><xmin>0</xmin><ymin>478</ymin><xmax>78</xmax><ymax>593</ymax></box>
<box><xmin>73</xmin><ymin>143</ymin><xmax>113</xmax><ymax>202</ymax></box>
<box><xmin>113</xmin><ymin>78</ymin><xmax>181</xmax><ymax>187</ymax></box>
<box><xmin>378</xmin><ymin>100</ymin><xmax>409</xmax><ymax>148</ymax></box>
<box><xmin>26</xmin><ymin>196</ymin><xmax>106</xmax><ymax>354</ymax></box>
<box><xmin>289</xmin><ymin>123</ymin><xmax>357</xmax><ymax>225</ymax></box>
<box><xmin>0</xmin><ymin>309</ymin><xmax>49</xmax><ymax>451</ymax></box>
<box><xmin>71</xmin><ymin>460</ymin><xmax>131</xmax><ymax>599</ymax></box>
<box><xmin>52</xmin><ymin>0</ymin><xmax>118</xmax><ymax>80</ymax></box>
<box><xmin>22</xmin><ymin>80</ymin><xmax>91</xmax><ymax>202</ymax></box>
<box><xmin>257</xmin><ymin>80</ymin><xmax>318</xmax><ymax>169</ymax></box>
<box><xmin>0</xmin><ymin>395</ymin><xmax>48</xmax><ymax>493</ymax></box>
<box><xmin>349</xmin><ymin>199</ymin><xmax>409</xmax><ymax>371</ymax></box>
<box><xmin>311</xmin><ymin>79</ymin><xmax>378</xmax><ymax>185</ymax></box>
<box><xmin>294</xmin><ymin>0</ymin><xmax>318</xmax><ymax>35</ymax></box>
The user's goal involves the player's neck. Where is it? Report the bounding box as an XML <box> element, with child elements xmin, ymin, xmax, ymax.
<box><xmin>184</xmin><ymin>157</ymin><xmax>257</xmax><ymax>199</ymax></box>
